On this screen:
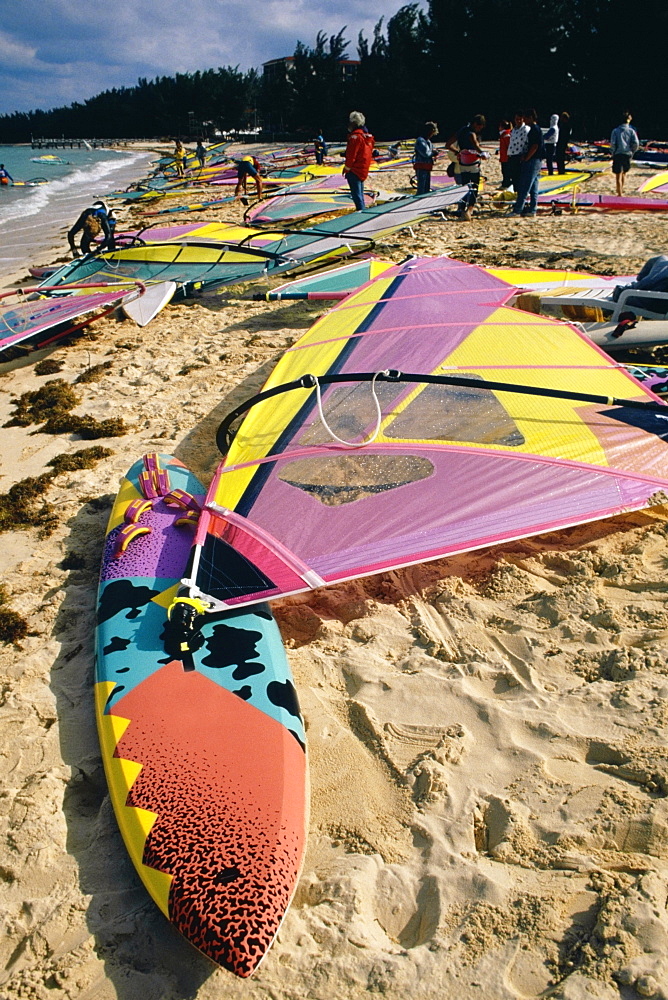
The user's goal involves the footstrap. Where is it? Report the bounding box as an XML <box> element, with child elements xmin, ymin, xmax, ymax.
<box><xmin>139</xmin><ymin>453</ymin><xmax>171</xmax><ymax>499</ymax></box>
<box><xmin>124</xmin><ymin>498</ymin><xmax>153</xmax><ymax>523</ymax></box>
<box><xmin>114</xmin><ymin>523</ymin><xmax>151</xmax><ymax>556</ymax></box>
<box><xmin>175</xmin><ymin>509</ymin><xmax>200</xmax><ymax>528</ymax></box>
<box><xmin>163</xmin><ymin>488</ymin><xmax>201</xmax><ymax>513</ymax></box>
<box><xmin>113</xmin><ymin>459</ymin><xmax>199</xmax><ymax>558</ymax></box>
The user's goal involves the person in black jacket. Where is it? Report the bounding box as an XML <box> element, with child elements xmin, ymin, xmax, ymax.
<box><xmin>509</xmin><ymin>109</ymin><xmax>544</xmax><ymax>217</ymax></box>
<box><xmin>555</xmin><ymin>111</ymin><xmax>572</xmax><ymax>175</ymax></box>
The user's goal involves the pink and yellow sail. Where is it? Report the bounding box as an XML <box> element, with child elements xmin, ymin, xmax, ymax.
<box><xmin>184</xmin><ymin>257</ymin><xmax>668</xmax><ymax>609</ymax></box>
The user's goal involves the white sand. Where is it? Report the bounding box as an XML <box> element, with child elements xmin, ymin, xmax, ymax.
<box><xmin>1</xmin><ymin>153</ymin><xmax>668</xmax><ymax>1000</ymax></box>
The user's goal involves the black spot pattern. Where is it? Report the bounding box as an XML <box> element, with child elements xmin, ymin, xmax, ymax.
<box><xmin>103</xmin><ymin>636</ymin><xmax>132</xmax><ymax>655</ymax></box>
<box><xmin>98</xmin><ymin>580</ymin><xmax>159</xmax><ymax>623</ymax></box>
<box><xmin>267</xmin><ymin>679</ymin><xmax>301</xmax><ymax>719</ymax></box>
<box><xmin>233</xmin><ymin>686</ymin><xmax>253</xmax><ymax>701</ymax></box>
<box><xmin>232</xmin><ymin>661</ymin><xmax>266</xmax><ymax>682</ymax></box>
<box><xmin>201</xmin><ymin>623</ymin><xmax>265</xmax><ymax>673</ymax></box>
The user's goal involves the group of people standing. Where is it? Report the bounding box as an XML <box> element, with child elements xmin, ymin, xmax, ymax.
<box><xmin>64</xmin><ymin>109</ymin><xmax>644</xmax><ymax>260</ymax></box>
<box><xmin>410</xmin><ymin>110</ymin><xmax>573</xmax><ymax>221</ymax></box>
<box><xmin>499</xmin><ymin>110</ymin><xmax>572</xmax><ymax>185</ymax></box>
<box><xmin>496</xmin><ymin>109</ymin><xmax>572</xmax><ymax>217</ymax></box>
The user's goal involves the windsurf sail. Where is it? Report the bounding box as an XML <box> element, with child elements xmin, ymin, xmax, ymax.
<box><xmin>261</xmin><ymin>257</ymin><xmax>396</xmax><ymax>301</ymax></box>
<box><xmin>182</xmin><ymin>256</ymin><xmax>668</xmax><ymax>610</ymax></box>
<box><xmin>492</xmin><ymin>172</ymin><xmax>590</xmax><ymax>203</ymax></box>
<box><xmin>245</xmin><ymin>175</ymin><xmax>380</xmax><ymax>225</ymax></box>
<box><xmin>121</xmin><ymin>221</ymin><xmax>272</xmax><ymax>244</ymax></box>
<box><xmin>44</xmin><ymin>189</ymin><xmax>467</xmax><ymax>294</ymax></box>
<box><xmin>141</xmin><ymin>195</ymin><xmax>237</xmax><ymax>216</ymax></box>
<box><xmin>638</xmin><ymin>171</ymin><xmax>668</xmax><ymax>196</ymax></box>
<box><xmin>0</xmin><ymin>282</ymin><xmax>146</xmax><ymax>357</ymax></box>
<box><xmin>30</xmin><ymin>154</ymin><xmax>69</xmax><ymax>165</ymax></box>
<box><xmin>538</xmin><ymin>192</ymin><xmax>668</xmax><ymax>212</ymax></box>
<box><xmin>42</xmin><ymin>242</ymin><xmax>295</xmax><ymax>293</ymax></box>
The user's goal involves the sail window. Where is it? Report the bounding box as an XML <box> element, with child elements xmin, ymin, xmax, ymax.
<box><xmin>385</xmin><ymin>380</ymin><xmax>525</xmax><ymax>446</ymax></box>
<box><xmin>278</xmin><ymin>453</ymin><xmax>434</xmax><ymax>506</ymax></box>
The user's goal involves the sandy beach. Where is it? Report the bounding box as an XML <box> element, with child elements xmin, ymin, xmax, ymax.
<box><xmin>2</xmin><ymin>150</ymin><xmax>668</xmax><ymax>1000</ymax></box>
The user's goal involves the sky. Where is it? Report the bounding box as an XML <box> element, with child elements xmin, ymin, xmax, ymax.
<box><xmin>0</xmin><ymin>0</ymin><xmax>412</xmax><ymax>116</ymax></box>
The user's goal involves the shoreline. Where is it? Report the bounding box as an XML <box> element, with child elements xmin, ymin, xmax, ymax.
<box><xmin>0</xmin><ymin>146</ymin><xmax>157</xmax><ymax>291</ymax></box>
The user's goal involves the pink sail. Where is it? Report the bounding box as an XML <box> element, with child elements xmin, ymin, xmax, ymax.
<box><xmin>0</xmin><ymin>289</ymin><xmax>129</xmax><ymax>355</ymax></box>
<box><xmin>184</xmin><ymin>257</ymin><xmax>668</xmax><ymax>610</ymax></box>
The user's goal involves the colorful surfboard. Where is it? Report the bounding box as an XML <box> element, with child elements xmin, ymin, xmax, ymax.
<box><xmin>95</xmin><ymin>454</ymin><xmax>307</xmax><ymax>977</ymax></box>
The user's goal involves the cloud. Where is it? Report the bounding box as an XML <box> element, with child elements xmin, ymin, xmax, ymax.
<box><xmin>0</xmin><ymin>0</ymin><xmax>412</xmax><ymax>113</ymax></box>
<box><xmin>0</xmin><ymin>31</ymin><xmax>39</xmax><ymax>70</ymax></box>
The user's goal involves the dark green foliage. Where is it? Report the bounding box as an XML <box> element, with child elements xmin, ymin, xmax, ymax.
<box><xmin>0</xmin><ymin>66</ymin><xmax>261</xmax><ymax>141</ymax></box>
<box><xmin>1</xmin><ymin>3</ymin><xmax>665</xmax><ymax>141</ymax></box>
<box><xmin>423</xmin><ymin>0</ymin><xmax>667</xmax><ymax>138</ymax></box>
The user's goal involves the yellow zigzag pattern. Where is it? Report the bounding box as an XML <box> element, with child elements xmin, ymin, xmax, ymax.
<box><xmin>95</xmin><ymin>681</ymin><xmax>172</xmax><ymax>915</ymax></box>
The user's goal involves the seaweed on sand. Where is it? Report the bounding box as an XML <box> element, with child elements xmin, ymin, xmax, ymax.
<box><xmin>4</xmin><ymin>379</ymin><xmax>128</xmax><ymax>439</ymax></box>
<box><xmin>0</xmin><ymin>584</ymin><xmax>29</xmax><ymax>646</ymax></box>
<box><xmin>0</xmin><ymin>447</ymin><xmax>113</xmax><ymax>536</ymax></box>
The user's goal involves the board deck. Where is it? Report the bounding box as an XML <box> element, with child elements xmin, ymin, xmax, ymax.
<box><xmin>121</xmin><ymin>280</ymin><xmax>176</xmax><ymax>326</ymax></box>
<box><xmin>95</xmin><ymin>454</ymin><xmax>307</xmax><ymax>976</ymax></box>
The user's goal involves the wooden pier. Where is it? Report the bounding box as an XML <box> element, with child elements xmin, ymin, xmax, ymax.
<box><xmin>30</xmin><ymin>137</ymin><xmax>129</xmax><ymax>149</ymax></box>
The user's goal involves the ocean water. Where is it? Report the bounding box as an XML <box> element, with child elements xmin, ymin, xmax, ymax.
<box><xmin>0</xmin><ymin>145</ymin><xmax>153</xmax><ymax>279</ymax></box>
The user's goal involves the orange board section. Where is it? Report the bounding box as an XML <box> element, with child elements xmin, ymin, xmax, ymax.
<box><xmin>111</xmin><ymin>659</ymin><xmax>307</xmax><ymax>977</ymax></box>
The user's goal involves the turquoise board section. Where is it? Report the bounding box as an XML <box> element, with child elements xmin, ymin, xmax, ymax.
<box><xmin>279</xmin><ymin>259</ymin><xmax>378</xmax><ymax>294</ymax></box>
<box><xmin>97</xmin><ymin>578</ymin><xmax>305</xmax><ymax>746</ymax></box>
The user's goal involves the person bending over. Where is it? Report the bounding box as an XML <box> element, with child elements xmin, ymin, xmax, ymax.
<box><xmin>67</xmin><ymin>200</ymin><xmax>114</xmax><ymax>257</ymax></box>
<box><xmin>234</xmin><ymin>156</ymin><xmax>263</xmax><ymax>204</ymax></box>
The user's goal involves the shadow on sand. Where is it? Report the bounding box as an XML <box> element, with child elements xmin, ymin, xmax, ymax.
<box><xmin>48</xmin><ymin>361</ymin><xmax>286</xmax><ymax>997</ymax></box>
<box><xmin>50</xmin><ymin>496</ymin><xmax>215</xmax><ymax>1000</ymax></box>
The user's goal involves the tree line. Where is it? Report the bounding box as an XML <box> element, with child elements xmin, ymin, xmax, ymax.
<box><xmin>1</xmin><ymin>0</ymin><xmax>664</xmax><ymax>145</ymax></box>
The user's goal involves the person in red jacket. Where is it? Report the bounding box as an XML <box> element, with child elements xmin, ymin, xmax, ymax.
<box><xmin>343</xmin><ymin>111</ymin><xmax>375</xmax><ymax>211</ymax></box>
<box><xmin>497</xmin><ymin>120</ymin><xmax>512</xmax><ymax>189</ymax></box>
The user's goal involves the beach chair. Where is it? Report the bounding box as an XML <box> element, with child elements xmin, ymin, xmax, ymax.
<box><xmin>522</xmin><ymin>286</ymin><xmax>668</xmax><ymax>323</ymax></box>
<box><xmin>578</xmin><ymin>317</ymin><xmax>668</xmax><ymax>351</ymax></box>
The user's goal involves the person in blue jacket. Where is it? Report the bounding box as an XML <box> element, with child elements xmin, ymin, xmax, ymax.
<box><xmin>67</xmin><ymin>200</ymin><xmax>114</xmax><ymax>256</ymax></box>
<box><xmin>0</xmin><ymin>164</ymin><xmax>14</xmax><ymax>186</ymax></box>
<box><xmin>314</xmin><ymin>133</ymin><xmax>328</xmax><ymax>166</ymax></box>
<box><xmin>610</xmin><ymin>112</ymin><xmax>640</xmax><ymax>196</ymax></box>
<box><xmin>413</xmin><ymin>122</ymin><xmax>439</xmax><ymax>195</ymax></box>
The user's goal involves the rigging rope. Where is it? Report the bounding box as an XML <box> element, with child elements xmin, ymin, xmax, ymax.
<box><xmin>313</xmin><ymin>370</ymin><xmax>391</xmax><ymax>448</ymax></box>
